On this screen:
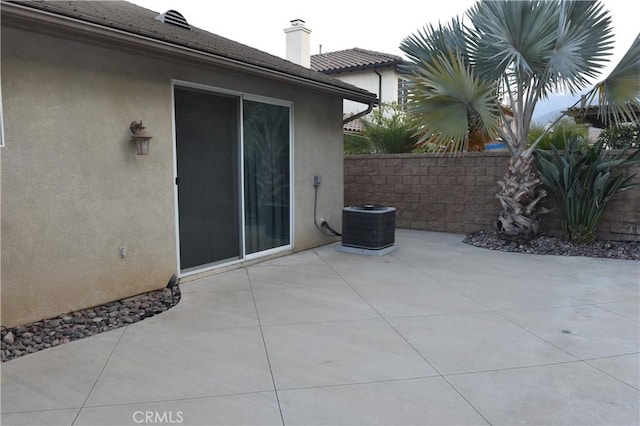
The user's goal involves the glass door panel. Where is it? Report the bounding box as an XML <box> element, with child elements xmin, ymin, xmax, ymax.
<box><xmin>243</xmin><ymin>100</ymin><xmax>290</xmax><ymax>255</ymax></box>
<box><xmin>175</xmin><ymin>87</ymin><xmax>240</xmax><ymax>270</ymax></box>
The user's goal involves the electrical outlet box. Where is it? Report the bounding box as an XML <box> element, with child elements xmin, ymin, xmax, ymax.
<box><xmin>313</xmin><ymin>175</ymin><xmax>321</xmax><ymax>186</ymax></box>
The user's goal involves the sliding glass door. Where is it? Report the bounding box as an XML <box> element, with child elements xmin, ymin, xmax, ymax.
<box><xmin>174</xmin><ymin>84</ymin><xmax>291</xmax><ymax>273</ymax></box>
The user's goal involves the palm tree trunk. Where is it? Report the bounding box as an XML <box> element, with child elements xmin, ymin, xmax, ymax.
<box><xmin>496</xmin><ymin>151</ymin><xmax>548</xmax><ymax>240</ymax></box>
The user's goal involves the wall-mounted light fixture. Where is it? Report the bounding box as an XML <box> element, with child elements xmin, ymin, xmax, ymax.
<box><xmin>130</xmin><ymin>120</ymin><xmax>153</xmax><ymax>155</ymax></box>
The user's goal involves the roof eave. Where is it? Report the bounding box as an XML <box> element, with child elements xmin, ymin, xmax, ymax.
<box><xmin>315</xmin><ymin>61</ymin><xmax>404</xmax><ymax>75</ymax></box>
<box><xmin>1</xmin><ymin>2</ymin><xmax>378</xmax><ymax>105</ymax></box>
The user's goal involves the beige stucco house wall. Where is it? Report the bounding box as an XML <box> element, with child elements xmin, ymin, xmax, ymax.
<box><xmin>0</xmin><ymin>2</ymin><xmax>375</xmax><ymax>328</ymax></box>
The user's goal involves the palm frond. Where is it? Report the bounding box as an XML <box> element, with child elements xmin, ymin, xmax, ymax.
<box><xmin>469</xmin><ymin>0</ymin><xmax>613</xmax><ymax>98</ymax></box>
<box><xmin>587</xmin><ymin>33</ymin><xmax>640</xmax><ymax>126</ymax></box>
<box><xmin>406</xmin><ymin>53</ymin><xmax>500</xmax><ymax>152</ymax></box>
<box><xmin>545</xmin><ymin>1</ymin><xmax>614</xmax><ymax>95</ymax></box>
<box><xmin>399</xmin><ymin>17</ymin><xmax>469</xmax><ymax>76</ymax></box>
<box><xmin>468</xmin><ymin>0</ymin><xmax>558</xmax><ymax>83</ymax></box>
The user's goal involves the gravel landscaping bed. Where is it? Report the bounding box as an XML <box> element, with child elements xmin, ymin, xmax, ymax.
<box><xmin>1</xmin><ymin>286</ymin><xmax>180</xmax><ymax>362</ymax></box>
<box><xmin>464</xmin><ymin>230</ymin><xmax>640</xmax><ymax>260</ymax></box>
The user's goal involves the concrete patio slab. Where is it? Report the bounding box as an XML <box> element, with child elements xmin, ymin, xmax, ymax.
<box><xmin>1</xmin><ymin>329</ymin><xmax>124</xmax><ymax>412</ymax></box>
<box><xmin>84</xmin><ymin>327</ymin><xmax>273</xmax><ymax>406</ymax></box>
<box><xmin>76</xmin><ymin>392</ymin><xmax>282</xmax><ymax>425</ymax></box>
<box><xmin>586</xmin><ymin>353</ymin><xmax>640</xmax><ymax>390</ymax></box>
<box><xmin>1</xmin><ymin>409</ymin><xmax>80</xmax><ymax>425</ymax></box>
<box><xmin>499</xmin><ymin>305</ymin><xmax>640</xmax><ymax>359</ymax></box>
<box><xmin>593</xmin><ymin>299</ymin><xmax>640</xmax><ymax>322</ymax></box>
<box><xmin>278</xmin><ymin>377</ymin><xmax>489</xmax><ymax>425</ymax></box>
<box><xmin>125</xmin><ymin>289</ymin><xmax>259</xmax><ymax>334</ymax></box>
<box><xmin>252</xmin><ymin>285</ymin><xmax>379</xmax><ymax>326</ymax></box>
<box><xmin>347</xmin><ymin>279</ymin><xmax>490</xmax><ymax>317</ymax></box>
<box><xmin>2</xmin><ymin>230</ymin><xmax>638</xmax><ymax>425</ymax></box>
<box><xmin>389</xmin><ymin>312</ymin><xmax>575</xmax><ymax>374</ymax></box>
<box><xmin>447</xmin><ymin>362</ymin><xmax>640</xmax><ymax>425</ymax></box>
<box><xmin>263</xmin><ymin>318</ymin><xmax>437</xmax><ymax>389</ymax></box>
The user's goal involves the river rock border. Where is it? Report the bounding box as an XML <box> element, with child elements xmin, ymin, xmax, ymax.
<box><xmin>1</xmin><ymin>286</ymin><xmax>181</xmax><ymax>362</ymax></box>
<box><xmin>464</xmin><ymin>230</ymin><xmax>640</xmax><ymax>260</ymax></box>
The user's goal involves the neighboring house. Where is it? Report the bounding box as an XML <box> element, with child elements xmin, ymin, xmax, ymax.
<box><xmin>310</xmin><ymin>48</ymin><xmax>406</xmax><ymax>117</ymax></box>
<box><xmin>283</xmin><ymin>20</ymin><xmax>400</xmax><ymax>129</ymax></box>
<box><xmin>1</xmin><ymin>1</ymin><xmax>376</xmax><ymax>327</ymax></box>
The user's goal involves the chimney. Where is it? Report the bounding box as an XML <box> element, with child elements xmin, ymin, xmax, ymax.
<box><xmin>284</xmin><ymin>19</ymin><xmax>311</xmax><ymax>67</ymax></box>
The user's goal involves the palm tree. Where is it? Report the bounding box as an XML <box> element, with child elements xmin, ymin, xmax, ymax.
<box><xmin>400</xmin><ymin>0</ymin><xmax>639</xmax><ymax>240</ymax></box>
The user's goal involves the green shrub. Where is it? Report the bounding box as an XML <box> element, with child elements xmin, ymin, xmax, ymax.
<box><xmin>344</xmin><ymin>103</ymin><xmax>418</xmax><ymax>155</ymax></box>
<box><xmin>535</xmin><ymin>139</ymin><xmax>640</xmax><ymax>243</ymax></box>
<box><xmin>343</xmin><ymin>133</ymin><xmax>370</xmax><ymax>155</ymax></box>
<box><xmin>528</xmin><ymin>121</ymin><xmax>589</xmax><ymax>150</ymax></box>
<box><xmin>597</xmin><ymin>124</ymin><xmax>640</xmax><ymax>149</ymax></box>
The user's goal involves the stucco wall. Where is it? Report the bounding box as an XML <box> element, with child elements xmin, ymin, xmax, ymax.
<box><xmin>345</xmin><ymin>153</ymin><xmax>640</xmax><ymax>241</ymax></box>
<box><xmin>1</xmin><ymin>26</ymin><xmax>342</xmax><ymax>327</ymax></box>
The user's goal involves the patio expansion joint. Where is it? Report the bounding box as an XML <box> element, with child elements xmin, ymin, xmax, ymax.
<box><xmin>70</xmin><ymin>326</ymin><xmax>128</xmax><ymax>426</ymax></box>
<box><xmin>127</xmin><ymin>323</ymin><xmax>263</xmax><ymax>335</ymax></box>
<box><xmin>1</xmin><ymin>407</ymin><xmax>83</xmax><ymax>416</ymax></box>
<box><xmin>274</xmin><ymin>374</ymin><xmax>449</xmax><ymax>393</ymax></box>
<box><xmin>259</xmin><ymin>315</ymin><xmax>386</xmax><ymax>329</ymax></box>
<box><xmin>245</xmin><ymin>268</ymin><xmax>286</xmax><ymax>426</ymax></box>
<box><xmin>589</xmin><ymin>302</ymin><xmax>640</xmax><ymax>322</ymax></box>
<box><xmin>441</xmin><ymin>359</ymin><xmax>594</xmax><ymax>378</ymax></box>
<box><xmin>582</xmin><ymin>353</ymin><xmax>640</xmax><ymax>391</ymax></box>
<box><xmin>78</xmin><ymin>389</ymin><xmax>279</xmax><ymax>410</ymax></box>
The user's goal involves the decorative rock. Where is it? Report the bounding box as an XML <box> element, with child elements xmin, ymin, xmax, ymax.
<box><xmin>1</xmin><ymin>285</ymin><xmax>181</xmax><ymax>362</ymax></box>
<box><xmin>464</xmin><ymin>230</ymin><xmax>640</xmax><ymax>261</ymax></box>
<box><xmin>3</xmin><ymin>332</ymin><xmax>15</xmax><ymax>345</ymax></box>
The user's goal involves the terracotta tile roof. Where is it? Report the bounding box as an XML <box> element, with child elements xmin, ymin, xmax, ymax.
<box><xmin>343</xmin><ymin>114</ymin><xmax>364</xmax><ymax>133</ymax></box>
<box><xmin>311</xmin><ymin>48</ymin><xmax>404</xmax><ymax>74</ymax></box>
<box><xmin>3</xmin><ymin>1</ymin><xmax>377</xmax><ymax>103</ymax></box>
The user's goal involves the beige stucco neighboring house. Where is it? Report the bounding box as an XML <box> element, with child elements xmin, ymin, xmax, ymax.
<box><xmin>0</xmin><ymin>1</ymin><xmax>377</xmax><ymax>327</ymax></box>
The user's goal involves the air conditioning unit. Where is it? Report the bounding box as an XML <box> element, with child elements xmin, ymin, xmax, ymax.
<box><xmin>341</xmin><ymin>204</ymin><xmax>396</xmax><ymax>251</ymax></box>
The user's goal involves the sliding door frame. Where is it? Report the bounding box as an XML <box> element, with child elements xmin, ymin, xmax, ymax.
<box><xmin>171</xmin><ymin>80</ymin><xmax>294</xmax><ymax>277</ymax></box>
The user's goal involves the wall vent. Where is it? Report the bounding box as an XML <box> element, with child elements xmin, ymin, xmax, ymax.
<box><xmin>155</xmin><ymin>10</ymin><xmax>190</xmax><ymax>30</ymax></box>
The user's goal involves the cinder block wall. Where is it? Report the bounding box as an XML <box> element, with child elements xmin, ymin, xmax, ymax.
<box><xmin>344</xmin><ymin>152</ymin><xmax>640</xmax><ymax>241</ymax></box>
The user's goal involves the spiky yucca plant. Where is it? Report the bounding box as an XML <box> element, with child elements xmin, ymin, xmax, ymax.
<box><xmin>400</xmin><ymin>0</ymin><xmax>639</xmax><ymax>240</ymax></box>
<box><xmin>536</xmin><ymin>140</ymin><xmax>640</xmax><ymax>243</ymax></box>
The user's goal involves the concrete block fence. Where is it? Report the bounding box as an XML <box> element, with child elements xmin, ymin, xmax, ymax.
<box><xmin>344</xmin><ymin>152</ymin><xmax>640</xmax><ymax>241</ymax></box>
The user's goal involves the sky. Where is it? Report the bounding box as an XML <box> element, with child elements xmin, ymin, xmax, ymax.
<box><xmin>131</xmin><ymin>0</ymin><xmax>638</xmax><ymax>121</ymax></box>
